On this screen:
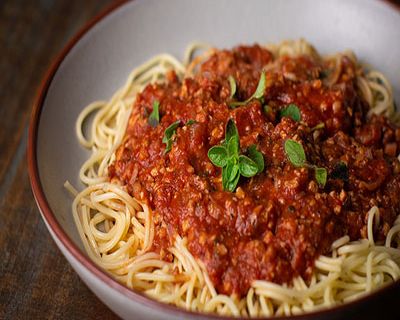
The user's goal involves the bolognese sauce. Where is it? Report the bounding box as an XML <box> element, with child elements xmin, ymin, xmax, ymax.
<box><xmin>108</xmin><ymin>45</ymin><xmax>400</xmax><ymax>296</ymax></box>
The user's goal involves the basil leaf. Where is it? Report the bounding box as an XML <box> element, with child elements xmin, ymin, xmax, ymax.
<box><xmin>225</xmin><ymin>119</ymin><xmax>239</xmax><ymax>148</ymax></box>
<box><xmin>186</xmin><ymin>119</ymin><xmax>196</xmax><ymax>126</ymax></box>
<box><xmin>284</xmin><ymin>139</ymin><xmax>306</xmax><ymax>167</ymax></box>
<box><xmin>162</xmin><ymin>120</ymin><xmax>180</xmax><ymax>154</ymax></box>
<box><xmin>208</xmin><ymin>146</ymin><xmax>228</xmax><ymax>167</ymax></box>
<box><xmin>331</xmin><ymin>162</ymin><xmax>348</xmax><ymax>181</ymax></box>
<box><xmin>227</xmin><ymin>136</ymin><xmax>239</xmax><ymax>158</ymax></box>
<box><xmin>163</xmin><ymin>140</ymin><xmax>173</xmax><ymax>154</ymax></box>
<box><xmin>229</xmin><ymin>163</ymin><xmax>240</xmax><ymax>182</ymax></box>
<box><xmin>227</xmin><ymin>171</ymin><xmax>240</xmax><ymax>192</ymax></box>
<box><xmin>148</xmin><ymin>100</ymin><xmax>160</xmax><ymax>127</ymax></box>
<box><xmin>223</xmin><ymin>158</ymin><xmax>235</xmax><ymax>181</ymax></box>
<box><xmin>222</xmin><ymin>165</ymin><xmax>240</xmax><ymax>192</ymax></box>
<box><xmin>315</xmin><ymin>167</ymin><xmax>327</xmax><ymax>187</ymax></box>
<box><xmin>279</xmin><ymin>104</ymin><xmax>301</xmax><ymax>122</ymax></box>
<box><xmin>222</xmin><ymin>166</ymin><xmax>229</xmax><ymax>190</ymax></box>
<box><xmin>228</xmin><ymin>75</ymin><xmax>236</xmax><ymax>99</ymax></box>
<box><xmin>252</xmin><ymin>71</ymin><xmax>266</xmax><ymax>100</ymax></box>
<box><xmin>162</xmin><ymin>120</ymin><xmax>180</xmax><ymax>142</ymax></box>
<box><xmin>248</xmin><ymin>145</ymin><xmax>264</xmax><ymax>173</ymax></box>
<box><xmin>263</xmin><ymin>105</ymin><xmax>270</xmax><ymax>114</ymax></box>
<box><xmin>238</xmin><ymin>155</ymin><xmax>258</xmax><ymax>177</ymax></box>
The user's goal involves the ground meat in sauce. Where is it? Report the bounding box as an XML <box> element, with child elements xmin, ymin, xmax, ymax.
<box><xmin>108</xmin><ymin>44</ymin><xmax>400</xmax><ymax>296</ymax></box>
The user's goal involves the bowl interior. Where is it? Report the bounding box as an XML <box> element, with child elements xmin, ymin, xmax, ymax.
<box><xmin>36</xmin><ymin>0</ymin><xmax>400</xmax><ymax>273</ymax></box>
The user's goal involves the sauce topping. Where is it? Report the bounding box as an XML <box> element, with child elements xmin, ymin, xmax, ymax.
<box><xmin>109</xmin><ymin>45</ymin><xmax>400</xmax><ymax>296</ymax></box>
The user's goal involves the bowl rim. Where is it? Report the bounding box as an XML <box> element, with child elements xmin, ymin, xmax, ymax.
<box><xmin>27</xmin><ymin>0</ymin><xmax>400</xmax><ymax>319</ymax></box>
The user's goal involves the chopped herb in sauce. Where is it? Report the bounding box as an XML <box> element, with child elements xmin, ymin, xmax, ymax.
<box><xmin>279</xmin><ymin>104</ymin><xmax>301</xmax><ymax>122</ymax></box>
<box><xmin>229</xmin><ymin>71</ymin><xmax>266</xmax><ymax>108</ymax></box>
<box><xmin>315</xmin><ymin>167</ymin><xmax>327</xmax><ymax>187</ymax></box>
<box><xmin>162</xmin><ymin>120</ymin><xmax>180</xmax><ymax>154</ymax></box>
<box><xmin>228</xmin><ymin>75</ymin><xmax>237</xmax><ymax>99</ymax></box>
<box><xmin>331</xmin><ymin>162</ymin><xmax>349</xmax><ymax>181</ymax></box>
<box><xmin>148</xmin><ymin>100</ymin><xmax>160</xmax><ymax>127</ymax></box>
<box><xmin>284</xmin><ymin>139</ymin><xmax>327</xmax><ymax>187</ymax></box>
<box><xmin>186</xmin><ymin>119</ymin><xmax>196</xmax><ymax>126</ymax></box>
<box><xmin>311</xmin><ymin>122</ymin><xmax>325</xmax><ymax>131</ymax></box>
<box><xmin>319</xmin><ymin>69</ymin><xmax>330</xmax><ymax>79</ymax></box>
<box><xmin>284</xmin><ymin>139</ymin><xmax>306</xmax><ymax>167</ymax></box>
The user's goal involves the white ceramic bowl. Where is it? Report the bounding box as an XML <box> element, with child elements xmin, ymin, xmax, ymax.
<box><xmin>29</xmin><ymin>0</ymin><xmax>400</xmax><ymax>319</ymax></box>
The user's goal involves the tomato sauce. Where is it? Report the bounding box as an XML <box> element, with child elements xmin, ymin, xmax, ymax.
<box><xmin>109</xmin><ymin>45</ymin><xmax>400</xmax><ymax>296</ymax></box>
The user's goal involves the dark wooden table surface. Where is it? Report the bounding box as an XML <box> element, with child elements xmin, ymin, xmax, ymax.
<box><xmin>1</xmin><ymin>0</ymin><xmax>400</xmax><ymax>319</ymax></box>
<box><xmin>0</xmin><ymin>1</ymin><xmax>119</xmax><ymax>319</ymax></box>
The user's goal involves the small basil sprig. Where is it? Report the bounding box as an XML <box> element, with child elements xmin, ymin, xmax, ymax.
<box><xmin>284</xmin><ymin>139</ymin><xmax>327</xmax><ymax>187</ymax></box>
<box><xmin>208</xmin><ymin>119</ymin><xmax>264</xmax><ymax>192</ymax></box>
<box><xmin>229</xmin><ymin>71</ymin><xmax>266</xmax><ymax>108</ymax></box>
<box><xmin>162</xmin><ymin>120</ymin><xmax>180</xmax><ymax>154</ymax></box>
<box><xmin>279</xmin><ymin>104</ymin><xmax>301</xmax><ymax>122</ymax></box>
<box><xmin>148</xmin><ymin>100</ymin><xmax>160</xmax><ymax>127</ymax></box>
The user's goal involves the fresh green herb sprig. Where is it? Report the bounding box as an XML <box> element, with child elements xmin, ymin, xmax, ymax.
<box><xmin>208</xmin><ymin>119</ymin><xmax>264</xmax><ymax>192</ymax></box>
<box><xmin>162</xmin><ymin>120</ymin><xmax>180</xmax><ymax>154</ymax></box>
<box><xmin>148</xmin><ymin>100</ymin><xmax>160</xmax><ymax>127</ymax></box>
<box><xmin>229</xmin><ymin>72</ymin><xmax>266</xmax><ymax>108</ymax></box>
<box><xmin>284</xmin><ymin>139</ymin><xmax>327</xmax><ymax>187</ymax></box>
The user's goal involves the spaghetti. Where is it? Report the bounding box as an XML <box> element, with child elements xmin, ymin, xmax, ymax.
<box><xmin>69</xmin><ymin>39</ymin><xmax>400</xmax><ymax>317</ymax></box>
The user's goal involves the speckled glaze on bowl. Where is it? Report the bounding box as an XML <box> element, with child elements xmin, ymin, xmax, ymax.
<box><xmin>28</xmin><ymin>0</ymin><xmax>400</xmax><ymax>319</ymax></box>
